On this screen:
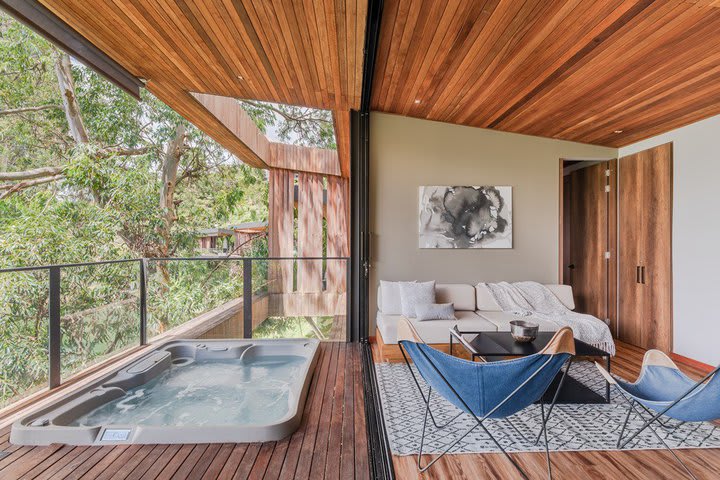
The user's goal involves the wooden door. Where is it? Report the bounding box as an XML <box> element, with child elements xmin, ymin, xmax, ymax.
<box><xmin>618</xmin><ymin>144</ymin><xmax>673</xmax><ymax>351</ymax></box>
<box><xmin>618</xmin><ymin>151</ymin><xmax>646</xmax><ymax>347</ymax></box>
<box><xmin>565</xmin><ymin>162</ymin><xmax>610</xmax><ymax>320</ymax></box>
<box><xmin>641</xmin><ymin>144</ymin><xmax>673</xmax><ymax>351</ymax></box>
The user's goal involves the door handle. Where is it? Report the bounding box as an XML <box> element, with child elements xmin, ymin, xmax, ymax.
<box><xmin>641</xmin><ymin>266</ymin><xmax>646</xmax><ymax>284</ymax></box>
<box><xmin>567</xmin><ymin>264</ymin><xmax>575</xmax><ymax>270</ymax></box>
<box><xmin>636</xmin><ymin>266</ymin><xmax>641</xmax><ymax>283</ymax></box>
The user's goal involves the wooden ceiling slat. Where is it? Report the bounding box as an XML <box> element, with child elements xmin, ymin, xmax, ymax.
<box><xmin>344</xmin><ymin>0</ymin><xmax>357</xmax><ymax>109</ymax></box>
<box><xmin>518</xmin><ymin>6</ymin><xmax>717</xmax><ymax>141</ymax></box>
<box><xmin>304</xmin><ymin>0</ymin><xmax>331</xmax><ymax>107</ymax></box>
<box><xmin>189</xmin><ymin>1</ymin><xmax>254</xmax><ymax>93</ymax></box>
<box><xmin>134</xmin><ymin>0</ymin><xmax>234</xmax><ymax>93</ymax></box>
<box><xmin>498</xmin><ymin>0</ymin><xmax>694</xmax><ymax>132</ymax></box>
<box><xmin>124</xmin><ymin>1</ymin><xmax>219</xmax><ymax>92</ymax></box>
<box><xmin>373</xmin><ymin>0</ymin><xmax>720</xmax><ymax>147</ymax></box>
<box><xmin>545</xmin><ymin>16</ymin><xmax>720</xmax><ymax>140</ymax></box>
<box><xmin>397</xmin><ymin>0</ymin><xmax>460</xmax><ymax>115</ymax></box>
<box><xmin>375</xmin><ymin>0</ymin><xmax>412</xmax><ymax>109</ymax></box>
<box><xmin>392</xmin><ymin>0</ymin><xmax>446</xmax><ymax>114</ymax></box>
<box><xmin>442</xmin><ymin>0</ymin><xmax>558</xmax><ymax>123</ymax></box>
<box><xmin>414</xmin><ymin>0</ymin><xmax>505</xmax><ymax>118</ymax></box>
<box><xmin>323</xmin><ymin>0</ymin><xmax>343</xmax><ymax>109</ymax></box>
<box><xmin>230</xmin><ymin>1</ymin><xmax>289</xmax><ymax>101</ymax></box>
<box><xmin>557</xmin><ymin>52</ymin><xmax>720</xmax><ymax>141</ymax></box>
<box><xmin>411</xmin><ymin>0</ymin><xmax>496</xmax><ymax>119</ymax></box>
<box><xmin>256</xmin><ymin>1</ymin><xmax>305</xmax><ymax>102</ymax></box>
<box><xmin>271</xmin><ymin>0</ymin><xmax>315</xmax><ymax>105</ymax></box>
<box><xmin>584</xmin><ymin>70</ymin><xmax>720</xmax><ymax>145</ymax></box>
<box><xmin>453</xmin><ymin>0</ymin><xmax>596</xmax><ymax>125</ymax></box>
<box><xmin>430</xmin><ymin>0</ymin><xmax>533</xmax><ymax>120</ymax></box>
<box><xmin>335</xmin><ymin>0</ymin><xmax>349</xmax><ymax>110</ymax></box>
<box><xmin>370</xmin><ymin>0</ymin><xmax>400</xmax><ymax>107</ymax></box>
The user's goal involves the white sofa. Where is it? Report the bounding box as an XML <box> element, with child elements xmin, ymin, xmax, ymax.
<box><xmin>376</xmin><ymin>283</ymin><xmax>576</xmax><ymax>345</ymax></box>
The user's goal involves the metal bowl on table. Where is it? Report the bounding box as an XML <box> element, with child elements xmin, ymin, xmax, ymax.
<box><xmin>510</xmin><ymin>320</ymin><xmax>539</xmax><ymax>343</ymax></box>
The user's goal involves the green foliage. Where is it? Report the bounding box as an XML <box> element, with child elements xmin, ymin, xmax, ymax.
<box><xmin>240</xmin><ymin>100</ymin><xmax>336</xmax><ymax>149</ymax></box>
<box><xmin>0</xmin><ymin>191</ymin><xmax>125</xmax><ymax>267</ymax></box>
<box><xmin>0</xmin><ymin>14</ymin><xmax>67</xmax><ymax>170</ymax></box>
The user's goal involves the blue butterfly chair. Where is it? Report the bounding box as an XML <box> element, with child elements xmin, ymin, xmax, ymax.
<box><xmin>397</xmin><ymin>318</ymin><xmax>575</xmax><ymax>479</ymax></box>
<box><xmin>596</xmin><ymin>351</ymin><xmax>720</xmax><ymax>480</ymax></box>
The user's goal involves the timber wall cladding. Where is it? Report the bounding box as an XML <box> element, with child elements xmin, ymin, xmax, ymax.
<box><xmin>298</xmin><ymin>172</ymin><xmax>324</xmax><ymax>292</ymax></box>
<box><xmin>269</xmin><ymin>168</ymin><xmax>294</xmax><ymax>293</ymax></box>
<box><xmin>268</xmin><ymin>168</ymin><xmax>350</xmax><ymax>296</ymax></box>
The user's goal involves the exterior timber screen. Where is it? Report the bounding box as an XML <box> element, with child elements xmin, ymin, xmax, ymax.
<box><xmin>268</xmin><ymin>168</ymin><xmax>350</xmax><ymax>341</ymax></box>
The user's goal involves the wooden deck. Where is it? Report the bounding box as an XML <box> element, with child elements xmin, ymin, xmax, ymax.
<box><xmin>382</xmin><ymin>340</ymin><xmax>720</xmax><ymax>480</ymax></box>
<box><xmin>0</xmin><ymin>343</ymin><xmax>369</xmax><ymax>480</ymax></box>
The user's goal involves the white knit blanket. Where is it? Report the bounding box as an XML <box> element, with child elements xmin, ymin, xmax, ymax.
<box><xmin>483</xmin><ymin>281</ymin><xmax>616</xmax><ymax>356</ymax></box>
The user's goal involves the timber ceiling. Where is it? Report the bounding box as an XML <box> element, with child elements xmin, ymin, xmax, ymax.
<box><xmin>37</xmin><ymin>0</ymin><xmax>367</xmax><ymax>173</ymax></box>
<box><xmin>371</xmin><ymin>0</ymin><xmax>720</xmax><ymax>147</ymax></box>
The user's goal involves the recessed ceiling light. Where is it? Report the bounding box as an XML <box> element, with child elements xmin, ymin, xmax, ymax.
<box><xmin>237</xmin><ymin>75</ymin><xmax>244</xmax><ymax>81</ymax></box>
<box><xmin>414</xmin><ymin>99</ymin><xmax>421</xmax><ymax>104</ymax></box>
<box><xmin>613</xmin><ymin>129</ymin><xmax>623</xmax><ymax>134</ymax></box>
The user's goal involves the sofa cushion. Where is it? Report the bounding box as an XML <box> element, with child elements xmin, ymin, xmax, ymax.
<box><xmin>399</xmin><ymin>281</ymin><xmax>435</xmax><ymax>317</ymax></box>
<box><xmin>415</xmin><ymin>303</ymin><xmax>456</xmax><ymax>321</ymax></box>
<box><xmin>379</xmin><ymin>280</ymin><xmax>407</xmax><ymax>315</ymax></box>
<box><xmin>376</xmin><ymin>310</ymin><xmax>497</xmax><ymax>344</ymax></box>
<box><xmin>435</xmin><ymin>284</ymin><xmax>476</xmax><ymax>311</ymax></box>
<box><xmin>378</xmin><ymin>282</ymin><xmax>476</xmax><ymax>313</ymax></box>
<box><xmin>475</xmin><ymin>311</ymin><xmax>559</xmax><ymax>333</ymax></box>
<box><xmin>475</xmin><ymin>283</ymin><xmax>502</xmax><ymax>311</ymax></box>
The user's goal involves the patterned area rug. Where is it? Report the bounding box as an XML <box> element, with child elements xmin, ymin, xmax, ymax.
<box><xmin>375</xmin><ymin>361</ymin><xmax>720</xmax><ymax>455</ymax></box>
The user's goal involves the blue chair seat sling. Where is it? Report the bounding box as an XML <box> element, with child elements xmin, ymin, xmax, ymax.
<box><xmin>596</xmin><ymin>350</ymin><xmax>720</xmax><ymax>480</ymax></box>
<box><xmin>397</xmin><ymin>318</ymin><xmax>575</xmax><ymax>479</ymax></box>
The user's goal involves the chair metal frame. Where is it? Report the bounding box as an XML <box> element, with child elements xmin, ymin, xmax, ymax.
<box><xmin>399</xmin><ymin>341</ymin><xmax>573</xmax><ymax>479</ymax></box>
<box><xmin>597</xmin><ymin>362</ymin><xmax>720</xmax><ymax>480</ymax></box>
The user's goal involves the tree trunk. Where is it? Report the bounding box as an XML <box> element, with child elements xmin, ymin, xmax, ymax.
<box><xmin>54</xmin><ymin>52</ymin><xmax>89</xmax><ymax>144</ymax></box>
<box><xmin>156</xmin><ymin>124</ymin><xmax>187</xmax><ymax>294</ymax></box>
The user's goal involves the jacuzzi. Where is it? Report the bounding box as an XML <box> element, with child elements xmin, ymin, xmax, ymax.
<box><xmin>11</xmin><ymin>338</ymin><xmax>320</xmax><ymax>445</ymax></box>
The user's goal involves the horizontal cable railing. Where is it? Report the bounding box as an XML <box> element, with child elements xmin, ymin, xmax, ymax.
<box><xmin>0</xmin><ymin>256</ymin><xmax>349</xmax><ymax>410</ymax></box>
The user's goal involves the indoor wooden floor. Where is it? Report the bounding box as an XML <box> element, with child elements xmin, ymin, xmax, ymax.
<box><xmin>381</xmin><ymin>341</ymin><xmax>720</xmax><ymax>480</ymax></box>
<box><xmin>0</xmin><ymin>342</ymin><xmax>369</xmax><ymax>480</ymax></box>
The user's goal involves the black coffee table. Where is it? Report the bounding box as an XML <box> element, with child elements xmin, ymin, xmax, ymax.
<box><xmin>449</xmin><ymin>330</ymin><xmax>612</xmax><ymax>403</ymax></box>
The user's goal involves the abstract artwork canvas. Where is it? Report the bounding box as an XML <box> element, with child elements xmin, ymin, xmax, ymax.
<box><xmin>419</xmin><ymin>186</ymin><xmax>513</xmax><ymax>249</ymax></box>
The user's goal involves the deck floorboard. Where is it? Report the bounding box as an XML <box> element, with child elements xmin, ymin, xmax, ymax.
<box><xmin>0</xmin><ymin>343</ymin><xmax>368</xmax><ymax>480</ymax></box>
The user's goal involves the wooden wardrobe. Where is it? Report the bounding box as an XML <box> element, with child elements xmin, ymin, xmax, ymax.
<box><xmin>618</xmin><ymin>143</ymin><xmax>673</xmax><ymax>352</ymax></box>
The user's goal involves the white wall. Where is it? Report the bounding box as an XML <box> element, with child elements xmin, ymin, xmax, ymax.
<box><xmin>619</xmin><ymin>114</ymin><xmax>720</xmax><ymax>366</ymax></box>
<box><xmin>369</xmin><ymin>112</ymin><xmax>616</xmax><ymax>330</ymax></box>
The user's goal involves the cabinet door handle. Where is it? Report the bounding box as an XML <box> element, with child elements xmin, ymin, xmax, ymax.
<box><xmin>636</xmin><ymin>266</ymin><xmax>641</xmax><ymax>283</ymax></box>
<box><xmin>641</xmin><ymin>266</ymin><xmax>646</xmax><ymax>284</ymax></box>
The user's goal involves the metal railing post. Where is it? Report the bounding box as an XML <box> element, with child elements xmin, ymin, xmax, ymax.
<box><xmin>346</xmin><ymin>258</ymin><xmax>352</xmax><ymax>342</ymax></box>
<box><xmin>139</xmin><ymin>258</ymin><xmax>147</xmax><ymax>345</ymax></box>
<box><xmin>48</xmin><ymin>266</ymin><xmax>61</xmax><ymax>389</ymax></box>
<box><xmin>243</xmin><ymin>258</ymin><xmax>252</xmax><ymax>339</ymax></box>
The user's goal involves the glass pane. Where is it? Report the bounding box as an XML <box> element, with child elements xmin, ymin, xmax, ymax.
<box><xmin>252</xmin><ymin>258</ymin><xmax>347</xmax><ymax>340</ymax></box>
<box><xmin>146</xmin><ymin>259</ymin><xmax>244</xmax><ymax>341</ymax></box>
<box><xmin>0</xmin><ymin>270</ymin><xmax>49</xmax><ymax>408</ymax></box>
<box><xmin>60</xmin><ymin>262</ymin><xmax>140</xmax><ymax>379</ymax></box>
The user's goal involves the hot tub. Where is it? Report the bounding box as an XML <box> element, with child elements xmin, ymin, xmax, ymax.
<box><xmin>11</xmin><ymin>338</ymin><xmax>320</xmax><ymax>445</ymax></box>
